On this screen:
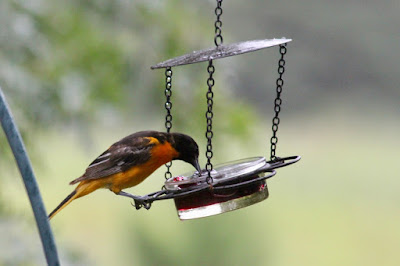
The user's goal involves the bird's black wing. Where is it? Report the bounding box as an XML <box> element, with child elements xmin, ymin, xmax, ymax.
<box><xmin>70</xmin><ymin>136</ymin><xmax>154</xmax><ymax>184</ymax></box>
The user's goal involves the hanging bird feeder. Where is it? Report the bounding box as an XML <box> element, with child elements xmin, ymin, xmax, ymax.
<box><xmin>129</xmin><ymin>0</ymin><xmax>300</xmax><ymax>219</ymax></box>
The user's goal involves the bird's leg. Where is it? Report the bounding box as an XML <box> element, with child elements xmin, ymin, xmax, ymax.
<box><xmin>115</xmin><ymin>191</ymin><xmax>151</xmax><ymax>210</ymax></box>
<box><xmin>116</xmin><ymin>190</ymin><xmax>146</xmax><ymax>201</ymax></box>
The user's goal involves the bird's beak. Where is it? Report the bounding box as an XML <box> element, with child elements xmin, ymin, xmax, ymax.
<box><xmin>192</xmin><ymin>157</ymin><xmax>202</xmax><ymax>174</ymax></box>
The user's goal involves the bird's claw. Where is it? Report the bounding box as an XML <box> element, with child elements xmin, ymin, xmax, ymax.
<box><xmin>131</xmin><ymin>197</ymin><xmax>152</xmax><ymax>210</ymax></box>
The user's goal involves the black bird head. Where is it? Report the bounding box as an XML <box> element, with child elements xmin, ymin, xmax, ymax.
<box><xmin>171</xmin><ymin>133</ymin><xmax>201</xmax><ymax>173</ymax></box>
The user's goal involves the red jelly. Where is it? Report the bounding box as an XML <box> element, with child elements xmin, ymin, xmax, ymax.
<box><xmin>165</xmin><ymin>157</ymin><xmax>270</xmax><ymax>220</ymax></box>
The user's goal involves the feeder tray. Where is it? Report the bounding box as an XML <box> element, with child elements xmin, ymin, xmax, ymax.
<box><xmin>167</xmin><ymin>157</ymin><xmax>270</xmax><ymax>220</ymax></box>
<box><xmin>130</xmin><ymin>156</ymin><xmax>300</xmax><ymax>220</ymax></box>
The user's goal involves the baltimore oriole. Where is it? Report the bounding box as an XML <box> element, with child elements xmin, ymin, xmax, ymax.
<box><xmin>48</xmin><ymin>131</ymin><xmax>201</xmax><ymax>219</ymax></box>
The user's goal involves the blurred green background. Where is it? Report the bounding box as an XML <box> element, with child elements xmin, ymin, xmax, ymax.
<box><xmin>1</xmin><ymin>0</ymin><xmax>399</xmax><ymax>265</ymax></box>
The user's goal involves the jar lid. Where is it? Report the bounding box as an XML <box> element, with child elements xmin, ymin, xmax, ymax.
<box><xmin>165</xmin><ymin>156</ymin><xmax>267</xmax><ymax>190</ymax></box>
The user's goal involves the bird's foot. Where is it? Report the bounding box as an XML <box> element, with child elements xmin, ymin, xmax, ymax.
<box><xmin>131</xmin><ymin>199</ymin><xmax>151</xmax><ymax>210</ymax></box>
<box><xmin>116</xmin><ymin>191</ymin><xmax>152</xmax><ymax>210</ymax></box>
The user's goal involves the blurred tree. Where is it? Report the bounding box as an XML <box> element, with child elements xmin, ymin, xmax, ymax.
<box><xmin>0</xmin><ymin>0</ymin><xmax>255</xmax><ymax>140</ymax></box>
<box><xmin>0</xmin><ymin>0</ymin><xmax>258</xmax><ymax>216</ymax></box>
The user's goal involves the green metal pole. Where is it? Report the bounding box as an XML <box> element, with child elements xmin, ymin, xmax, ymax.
<box><xmin>0</xmin><ymin>87</ymin><xmax>60</xmax><ymax>266</ymax></box>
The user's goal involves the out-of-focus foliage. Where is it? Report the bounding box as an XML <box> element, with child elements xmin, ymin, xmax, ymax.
<box><xmin>0</xmin><ymin>0</ymin><xmax>255</xmax><ymax>154</ymax></box>
<box><xmin>0</xmin><ymin>0</ymin><xmax>207</xmax><ymax>129</ymax></box>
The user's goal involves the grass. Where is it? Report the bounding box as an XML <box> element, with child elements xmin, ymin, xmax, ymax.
<box><xmin>1</xmin><ymin>115</ymin><xmax>399</xmax><ymax>266</ymax></box>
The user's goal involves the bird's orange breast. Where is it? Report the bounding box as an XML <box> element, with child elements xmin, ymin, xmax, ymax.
<box><xmin>108</xmin><ymin>139</ymin><xmax>179</xmax><ymax>192</ymax></box>
<box><xmin>148</xmin><ymin>138</ymin><xmax>179</xmax><ymax>164</ymax></box>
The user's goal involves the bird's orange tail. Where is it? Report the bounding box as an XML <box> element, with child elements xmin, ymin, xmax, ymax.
<box><xmin>48</xmin><ymin>180</ymin><xmax>104</xmax><ymax>220</ymax></box>
<box><xmin>48</xmin><ymin>190</ymin><xmax>78</xmax><ymax>220</ymax></box>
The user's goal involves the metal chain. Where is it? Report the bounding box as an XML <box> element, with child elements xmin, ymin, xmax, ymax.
<box><xmin>214</xmin><ymin>0</ymin><xmax>223</xmax><ymax>47</ymax></box>
<box><xmin>270</xmin><ymin>44</ymin><xmax>287</xmax><ymax>161</ymax></box>
<box><xmin>203</xmin><ymin>0</ymin><xmax>222</xmax><ymax>185</ymax></box>
<box><xmin>205</xmin><ymin>59</ymin><xmax>215</xmax><ymax>184</ymax></box>
<box><xmin>164</xmin><ymin>67</ymin><xmax>173</xmax><ymax>180</ymax></box>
